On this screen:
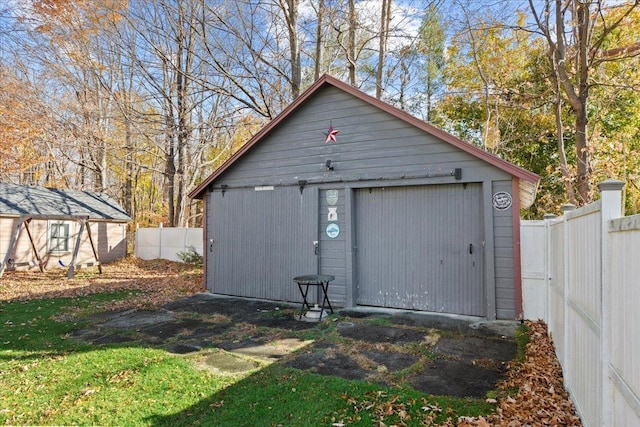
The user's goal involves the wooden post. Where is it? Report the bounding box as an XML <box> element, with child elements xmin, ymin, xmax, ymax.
<box><xmin>67</xmin><ymin>219</ymin><xmax>85</xmax><ymax>279</ymax></box>
<box><xmin>23</xmin><ymin>219</ymin><xmax>45</xmax><ymax>272</ymax></box>
<box><xmin>84</xmin><ymin>220</ymin><xmax>102</xmax><ymax>274</ymax></box>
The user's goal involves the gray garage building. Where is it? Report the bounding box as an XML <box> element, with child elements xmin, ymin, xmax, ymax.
<box><xmin>189</xmin><ymin>75</ymin><xmax>539</xmax><ymax>320</ymax></box>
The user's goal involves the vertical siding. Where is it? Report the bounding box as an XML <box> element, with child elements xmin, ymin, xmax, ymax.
<box><xmin>319</xmin><ymin>188</ymin><xmax>346</xmax><ymax>307</ymax></box>
<box><xmin>355</xmin><ymin>183</ymin><xmax>484</xmax><ymax>316</ymax></box>
<box><xmin>207</xmin><ymin>186</ymin><xmax>317</xmax><ymax>303</ymax></box>
<box><xmin>201</xmin><ymin>84</ymin><xmax>523</xmax><ymax>319</ymax></box>
<box><xmin>0</xmin><ymin>218</ymin><xmax>9</xmax><ymax>258</ymax></box>
<box><xmin>88</xmin><ymin>222</ymin><xmax>128</xmax><ymax>264</ymax></box>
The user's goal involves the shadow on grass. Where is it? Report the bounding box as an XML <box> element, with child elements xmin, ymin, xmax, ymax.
<box><xmin>144</xmin><ymin>362</ymin><xmax>495</xmax><ymax>427</ymax></box>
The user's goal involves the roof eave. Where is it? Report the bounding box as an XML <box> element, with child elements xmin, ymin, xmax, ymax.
<box><xmin>188</xmin><ymin>76</ymin><xmax>332</xmax><ymax>199</ymax></box>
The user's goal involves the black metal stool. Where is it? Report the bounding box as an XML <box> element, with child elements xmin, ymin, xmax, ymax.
<box><xmin>293</xmin><ymin>274</ymin><xmax>335</xmax><ymax>321</ymax></box>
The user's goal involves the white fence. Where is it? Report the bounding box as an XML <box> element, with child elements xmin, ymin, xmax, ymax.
<box><xmin>521</xmin><ymin>180</ymin><xmax>640</xmax><ymax>427</ymax></box>
<box><xmin>135</xmin><ymin>227</ymin><xmax>203</xmax><ymax>262</ymax></box>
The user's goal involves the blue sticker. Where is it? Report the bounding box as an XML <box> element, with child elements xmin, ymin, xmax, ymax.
<box><xmin>326</xmin><ymin>223</ymin><xmax>340</xmax><ymax>238</ymax></box>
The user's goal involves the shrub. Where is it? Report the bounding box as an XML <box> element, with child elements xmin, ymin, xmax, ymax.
<box><xmin>176</xmin><ymin>245</ymin><xmax>203</xmax><ymax>265</ymax></box>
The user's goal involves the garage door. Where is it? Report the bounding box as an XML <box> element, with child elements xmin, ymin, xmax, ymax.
<box><xmin>207</xmin><ymin>186</ymin><xmax>317</xmax><ymax>302</ymax></box>
<box><xmin>355</xmin><ymin>183</ymin><xmax>484</xmax><ymax>316</ymax></box>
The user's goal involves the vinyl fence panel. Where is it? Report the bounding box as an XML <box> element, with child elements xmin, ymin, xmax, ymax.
<box><xmin>521</xmin><ymin>180</ymin><xmax>640</xmax><ymax>427</ymax></box>
<box><xmin>520</xmin><ymin>220</ymin><xmax>547</xmax><ymax>321</ymax></box>
<box><xmin>608</xmin><ymin>215</ymin><xmax>640</xmax><ymax>426</ymax></box>
<box><xmin>135</xmin><ymin>227</ymin><xmax>203</xmax><ymax>262</ymax></box>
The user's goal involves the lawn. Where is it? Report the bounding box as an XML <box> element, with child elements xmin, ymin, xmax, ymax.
<box><xmin>0</xmin><ymin>258</ymin><xmax>580</xmax><ymax>426</ymax></box>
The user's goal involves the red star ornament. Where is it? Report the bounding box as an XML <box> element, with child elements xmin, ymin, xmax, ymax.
<box><xmin>325</xmin><ymin>124</ymin><xmax>339</xmax><ymax>143</ymax></box>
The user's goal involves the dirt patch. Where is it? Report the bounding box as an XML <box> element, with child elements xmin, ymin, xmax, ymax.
<box><xmin>336</xmin><ymin>323</ymin><xmax>430</xmax><ymax>344</ymax></box>
<box><xmin>435</xmin><ymin>336</ymin><xmax>516</xmax><ymax>362</ymax></box>
<box><xmin>410</xmin><ymin>359</ymin><xmax>505</xmax><ymax>397</ymax></box>
<box><xmin>73</xmin><ymin>293</ymin><xmax>518</xmax><ymax>399</ymax></box>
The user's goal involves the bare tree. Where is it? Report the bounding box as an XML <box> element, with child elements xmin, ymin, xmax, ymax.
<box><xmin>279</xmin><ymin>0</ymin><xmax>302</xmax><ymax>97</ymax></box>
<box><xmin>375</xmin><ymin>0</ymin><xmax>391</xmax><ymax>98</ymax></box>
<box><xmin>313</xmin><ymin>0</ymin><xmax>325</xmax><ymax>81</ymax></box>
<box><xmin>347</xmin><ymin>0</ymin><xmax>356</xmax><ymax>85</ymax></box>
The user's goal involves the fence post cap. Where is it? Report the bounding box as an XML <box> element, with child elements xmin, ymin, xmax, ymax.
<box><xmin>543</xmin><ymin>214</ymin><xmax>557</xmax><ymax>220</ymax></box>
<box><xmin>562</xmin><ymin>203</ymin><xmax>576</xmax><ymax>212</ymax></box>
<box><xmin>598</xmin><ymin>179</ymin><xmax>625</xmax><ymax>192</ymax></box>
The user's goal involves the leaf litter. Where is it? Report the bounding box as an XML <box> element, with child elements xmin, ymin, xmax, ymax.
<box><xmin>0</xmin><ymin>258</ymin><xmax>204</xmax><ymax>313</ymax></box>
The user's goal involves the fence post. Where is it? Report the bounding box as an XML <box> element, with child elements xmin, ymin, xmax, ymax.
<box><xmin>543</xmin><ymin>214</ymin><xmax>557</xmax><ymax>325</ymax></box>
<box><xmin>158</xmin><ymin>223</ymin><xmax>164</xmax><ymax>260</ymax></box>
<box><xmin>598</xmin><ymin>179</ymin><xmax>624</xmax><ymax>427</ymax></box>
<box><xmin>561</xmin><ymin>203</ymin><xmax>576</xmax><ymax>370</ymax></box>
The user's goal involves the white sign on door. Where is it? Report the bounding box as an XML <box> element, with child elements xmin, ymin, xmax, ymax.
<box><xmin>328</xmin><ymin>207</ymin><xmax>338</xmax><ymax>221</ymax></box>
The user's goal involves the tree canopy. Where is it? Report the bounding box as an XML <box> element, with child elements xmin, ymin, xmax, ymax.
<box><xmin>1</xmin><ymin>0</ymin><xmax>638</xmax><ymax>224</ymax></box>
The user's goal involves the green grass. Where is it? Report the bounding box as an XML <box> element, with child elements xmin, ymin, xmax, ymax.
<box><xmin>149</xmin><ymin>364</ymin><xmax>494</xmax><ymax>426</ymax></box>
<box><xmin>0</xmin><ymin>294</ymin><xmax>496</xmax><ymax>426</ymax></box>
<box><xmin>515</xmin><ymin>323</ymin><xmax>531</xmax><ymax>363</ymax></box>
<box><xmin>365</xmin><ymin>315</ymin><xmax>394</xmax><ymax>326</ymax></box>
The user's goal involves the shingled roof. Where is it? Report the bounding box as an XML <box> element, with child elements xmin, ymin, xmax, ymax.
<box><xmin>0</xmin><ymin>183</ymin><xmax>131</xmax><ymax>221</ymax></box>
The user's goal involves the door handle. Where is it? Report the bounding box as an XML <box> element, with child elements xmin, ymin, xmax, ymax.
<box><xmin>469</xmin><ymin>243</ymin><xmax>473</xmax><ymax>254</ymax></box>
<box><xmin>313</xmin><ymin>241</ymin><xmax>319</xmax><ymax>255</ymax></box>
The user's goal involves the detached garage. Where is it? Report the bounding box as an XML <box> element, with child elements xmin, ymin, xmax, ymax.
<box><xmin>189</xmin><ymin>75</ymin><xmax>539</xmax><ymax>320</ymax></box>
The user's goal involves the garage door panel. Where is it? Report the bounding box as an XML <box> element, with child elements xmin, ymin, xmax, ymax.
<box><xmin>207</xmin><ymin>187</ymin><xmax>317</xmax><ymax>302</ymax></box>
<box><xmin>355</xmin><ymin>184</ymin><xmax>484</xmax><ymax>316</ymax></box>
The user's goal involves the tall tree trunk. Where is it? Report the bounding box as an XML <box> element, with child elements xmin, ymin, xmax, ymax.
<box><xmin>166</xmin><ymin>145</ymin><xmax>176</xmax><ymax>227</ymax></box>
<box><xmin>280</xmin><ymin>0</ymin><xmax>301</xmax><ymax>97</ymax></box>
<box><xmin>347</xmin><ymin>0</ymin><xmax>356</xmax><ymax>85</ymax></box>
<box><xmin>165</xmin><ymin>78</ymin><xmax>177</xmax><ymax>227</ymax></box>
<box><xmin>375</xmin><ymin>0</ymin><xmax>391</xmax><ymax>99</ymax></box>
<box><xmin>529</xmin><ymin>0</ymin><xmax>597</xmax><ymax>205</ymax></box>
<box><xmin>124</xmin><ymin>115</ymin><xmax>133</xmax><ymax>216</ymax></box>
<box><xmin>549</xmin><ymin>0</ymin><xmax>591</xmax><ymax>203</ymax></box>
<box><xmin>574</xmin><ymin>1</ymin><xmax>591</xmax><ymax>203</ymax></box>
<box><xmin>314</xmin><ymin>0</ymin><xmax>324</xmax><ymax>81</ymax></box>
<box><xmin>550</xmin><ymin>53</ymin><xmax>577</xmax><ymax>205</ymax></box>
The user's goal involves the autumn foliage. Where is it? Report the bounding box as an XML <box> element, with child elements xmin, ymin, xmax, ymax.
<box><xmin>451</xmin><ymin>321</ymin><xmax>582</xmax><ymax>427</ymax></box>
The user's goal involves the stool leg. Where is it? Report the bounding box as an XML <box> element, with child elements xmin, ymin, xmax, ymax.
<box><xmin>298</xmin><ymin>283</ymin><xmax>310</xmax><ymax>320</ymax></box>
<box><xmin>322</xmin><ymin>282</ymin><xmax>334</xmax><ymax>313</ymax></box>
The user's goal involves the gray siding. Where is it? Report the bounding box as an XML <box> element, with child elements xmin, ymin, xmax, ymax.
<box><xmin>206</xmin><ymin>186</ymin><xmax>317</xmax><ymax>303</ymax></box>
<box><xmin>215</xmin><ymin>86</ymin><xmax>511</xmax><ymax>188</ymax></box>
<box><xmin>492</xmin><ymin>180</ymin><xmax>516</xmax><ymax>319</ymax></box>
<box><xmin>201</xmin><ymin>84</ymin><xmax>523</xmax><ymax>319</ymax></box>
<box><xmin>354</xmin><ymin>184</ymin><xmax>484</xmax><ymax>316</ymax></box>
<box><xmin>318</xmin><ymin>189</ymin><xmax>347</xmax><ymax>306</ymax></box>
